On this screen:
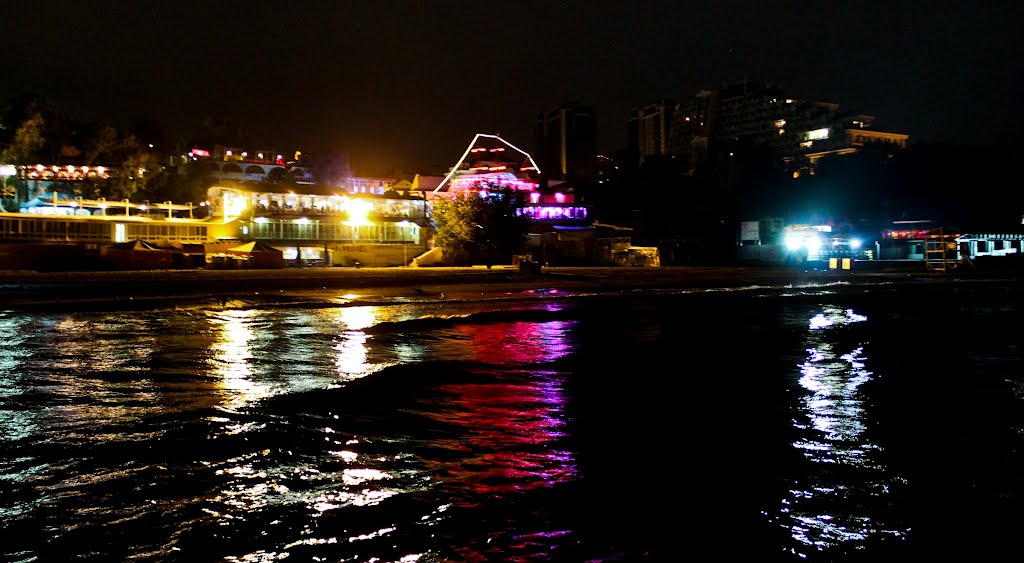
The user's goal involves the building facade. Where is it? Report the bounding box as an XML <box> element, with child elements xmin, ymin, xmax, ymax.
<box><xmin>535</xmin><ymin>102</ymin><xmax>597</xmax><ymax>184</ymax></box>
<box><xmin>667</xmin><ymin>79</ymin><xmax>908</xmax><ymax>175</ymax></box>
<box><xmin>627</xmin><ymin>99</ymin><xmax>675</xmax><ymax>168</ymax></box>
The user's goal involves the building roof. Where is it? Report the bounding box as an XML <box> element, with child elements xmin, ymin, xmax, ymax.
<box><xmin>433</xmin><ymin>133</ymin><xmax>541</xmax><ymax>193</ymax></box>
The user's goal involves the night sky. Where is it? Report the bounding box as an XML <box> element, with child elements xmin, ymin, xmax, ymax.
<box><xmin>4</xmin><ymin>1</ymin><xmax>1022</xmax><ymax>176</ymax></box>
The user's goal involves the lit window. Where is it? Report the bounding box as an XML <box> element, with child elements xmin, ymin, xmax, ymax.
<box><xmin>804</xmin><ymin>128</ymin><xmax>830</xmax><ymax>141</ymax></box>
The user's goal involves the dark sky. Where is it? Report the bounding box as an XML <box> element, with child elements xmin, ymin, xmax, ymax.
<box><xmin>4</xmin><ymin>1</ymin><xmax>1022</xmax><ymax>176</ymax></box>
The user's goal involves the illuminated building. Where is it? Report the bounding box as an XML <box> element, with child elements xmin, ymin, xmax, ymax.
<box><xmin>186</xmin><ymin>146</ymin><xmax>316</xmax><ymax>186</ymax></box>
<box><xmin>430</xmin><ymin>133</ymin><xmax>543</xmax><ymax>197</ymax></box>
<box><xmin>879</xmin><ymin>220</ymin><xmax>1024</xmax><ymax>267</ymax></box>
<box><xmin>187</xmin><ymin>146</ymin><xmax>394</xmax><ymax>195</ymax></box>
<box><xmin>207</xmin><ymin>184</ymin><xmax>427</xmax><ymax>266</ymax></box>
<box><xmin>739</xmin><ymin>219</ymin><xmax>873</xmax><ymax>263</ymax></box>
<box><xmin>426</xmin><ymin>133</ymin><xmax>655</xmax><ymax>266</ymax></box>
<box><xmin>667</xmin><ymin>80</ymin><xmax>908</xmax><ymax>175</ymax></box>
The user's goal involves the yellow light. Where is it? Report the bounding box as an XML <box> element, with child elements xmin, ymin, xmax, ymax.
<box><xmin>223</xmin><ymin>192</ymin><xmax>248</xmax><ymax>219</ymax></box>
<box><xmin>345</xmin><ymin>199</ymin><xmax>372</xmax><ymax>226</ymax></box>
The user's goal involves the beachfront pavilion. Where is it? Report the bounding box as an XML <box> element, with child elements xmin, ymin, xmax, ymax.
<box><xmin>206</xmin><ymin>184</ymin><xmax>430</xmax><ymax>267</ymax></box>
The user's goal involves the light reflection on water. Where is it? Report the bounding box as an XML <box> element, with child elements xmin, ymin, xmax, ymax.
<box><xmin>332</xmin><ymin>305</ymin><xmax>387</xmax><ymax>382</ymax></box>
<box><xmin>199</xmin><ymin>303</ymin><xmax>578</xmax><ymax>561</ymax></box>
<box><xmin>778</xmin><ymin>305</ymin><xmax>907</xmax><ymax>557</ymax></box>
<box><xmin>20</xmin><ymin>293</ymin><xmax>976</xmax><ymax>560</ymax></box>
<box><xmin>210</xmin><ymin>310</ymin><xmax>265</xmax><ymax>413</ymax></box>
<box><xmin>0</xmin><ymin>314</ymin><xmax>35</xmax><ymax>444</ymax></box>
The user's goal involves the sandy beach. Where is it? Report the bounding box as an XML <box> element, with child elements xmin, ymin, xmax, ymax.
<box><xmin>2</xmin><ymin>263</ymin><xmax>1018</xmax><ymax>312</ymax></box>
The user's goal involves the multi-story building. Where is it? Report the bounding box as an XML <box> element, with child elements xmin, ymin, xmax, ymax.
<box><xmin>667</xmin><ymin>80</ymin><xmax>908</xmax><ymax>175</ymax></box>
<box><xmin>206</xmin><ymin>183</ymin><xmax>427</xmax><ymax>267</ymax></box>
<box><xmin>535</xmin><ymin>102</ymin><xmax>597</xmax><ymax>184</ymax></box>
<box><xmin>627</xmin><ymin>99</ymin><xmax>675</xmax><ymax>168</ymax></box>
<box><xmin>187</xmin><ymin>146</ymin><xmax>316</xmax><ymax>186</ymax></box>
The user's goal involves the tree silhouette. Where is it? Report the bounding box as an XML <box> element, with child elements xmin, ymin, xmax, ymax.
<box><xmin>431</xmin><ymin>187</ymin><xmax>529</xmax><ymax>266</ymax></box>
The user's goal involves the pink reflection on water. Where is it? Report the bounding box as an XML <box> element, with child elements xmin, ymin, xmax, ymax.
<box><xmin>431</xmin><ymin>372</ymin><xmax>575</xmax><ymax>497</ymax></box>
<box><xmin>423</xmin><ymin>320</ymin><xmax>577</xmax><ymax>497</ymax></box>
<box><xmin>457</xmin><ymin>320</ymin><xmax>573</xmax><ymax>365</ymax></box>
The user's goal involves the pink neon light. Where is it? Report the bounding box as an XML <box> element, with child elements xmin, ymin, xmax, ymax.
<box><xmin>515</xmin><ymin>206</ymin><xmax>588</xmax><ymax>220</ymax></box>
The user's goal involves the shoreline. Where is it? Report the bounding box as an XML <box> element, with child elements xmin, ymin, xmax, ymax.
<box><xmin>1</xmin><ymin>264</ymin><xmax>1019</xmax><ymax>313</ymax></box>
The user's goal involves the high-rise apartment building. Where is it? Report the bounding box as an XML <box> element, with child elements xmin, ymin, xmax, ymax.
<box><xmin>536</xmin><ymin>102</ymin><xmax>597</xmax><ymax>184</ymax></box>
<box><xmin>627</xmin><ymin>99</ymin><xmax>675</xmax><ymax>168</ymax></box>
<box><xmin>668</xmin><ymin>80</ymin><xmax>908</xmax><ymax>174</ymax></box>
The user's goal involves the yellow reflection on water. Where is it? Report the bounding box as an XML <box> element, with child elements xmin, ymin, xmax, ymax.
<box><xmin>211</xmin><ymin>310</ymin><xmax>268</xmax><ymax>412</ymax></box>
<box><xmin>333</xmin><ymin>306</ymin><xmax>385</xmax><ymax>382</ymax></box>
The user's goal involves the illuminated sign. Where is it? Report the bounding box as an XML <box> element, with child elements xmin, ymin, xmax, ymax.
<box><xmin>516</xmin><ymin>206</ymin><xmax>588</xmax><ymax>220</ymax></box>
<box><xmin>191</xmin><ymin>148</ymin><xmax>211</xmax><ymax>157</ymax></box>
<box><xmin>885</xmin><ymin>229</ymin><xmax>932</xmax><ymax>239</ymax></box>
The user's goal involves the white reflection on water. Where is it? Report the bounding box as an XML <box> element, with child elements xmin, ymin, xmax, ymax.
<box><xmin>44</xmin><ymin>315</ymin><xmax>162</xmax><ymax>436</ymax></box>
<box><xmin>0</xmin><ymin>313</ymin><xmax>43</xmax><ymax>523</ymax></box>
<box><xmin>778</xmin><ymin>305</ymin><xmax>906</xmax><ymax>556</ymax></box>
<box><xmin>0</xmin><ymin>314</ymin><xmax>35</xmax><ymax>444</ymax></box>
<box><xmin>52</xmin><ymin>316</ymin><xmax>156</xmax><ymax>373</ymax></box>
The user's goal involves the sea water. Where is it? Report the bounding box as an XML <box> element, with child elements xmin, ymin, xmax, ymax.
<box><xmin>1</xmin><ymin>279</ymin><xmax>1021</xmax><ymax>562</ymax></box>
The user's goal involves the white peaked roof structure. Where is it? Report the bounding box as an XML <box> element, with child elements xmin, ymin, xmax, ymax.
<box><xmin>433</xmin><ymin>133</ymin><xmax>542</xmax><ymax>193</ymax></box>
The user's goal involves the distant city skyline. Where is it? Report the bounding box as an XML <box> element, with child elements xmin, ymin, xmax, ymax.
<box><xmin>3</xmin><ymin>1</ymin><xmax>1021</xmax><ymax>176</ymax></box>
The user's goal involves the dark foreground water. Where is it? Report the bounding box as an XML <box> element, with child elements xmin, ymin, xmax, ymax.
<box><xmin>1</xmin><ymin>279</ymin><xmax>1022</xmax><ymax>562</ymax></box>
